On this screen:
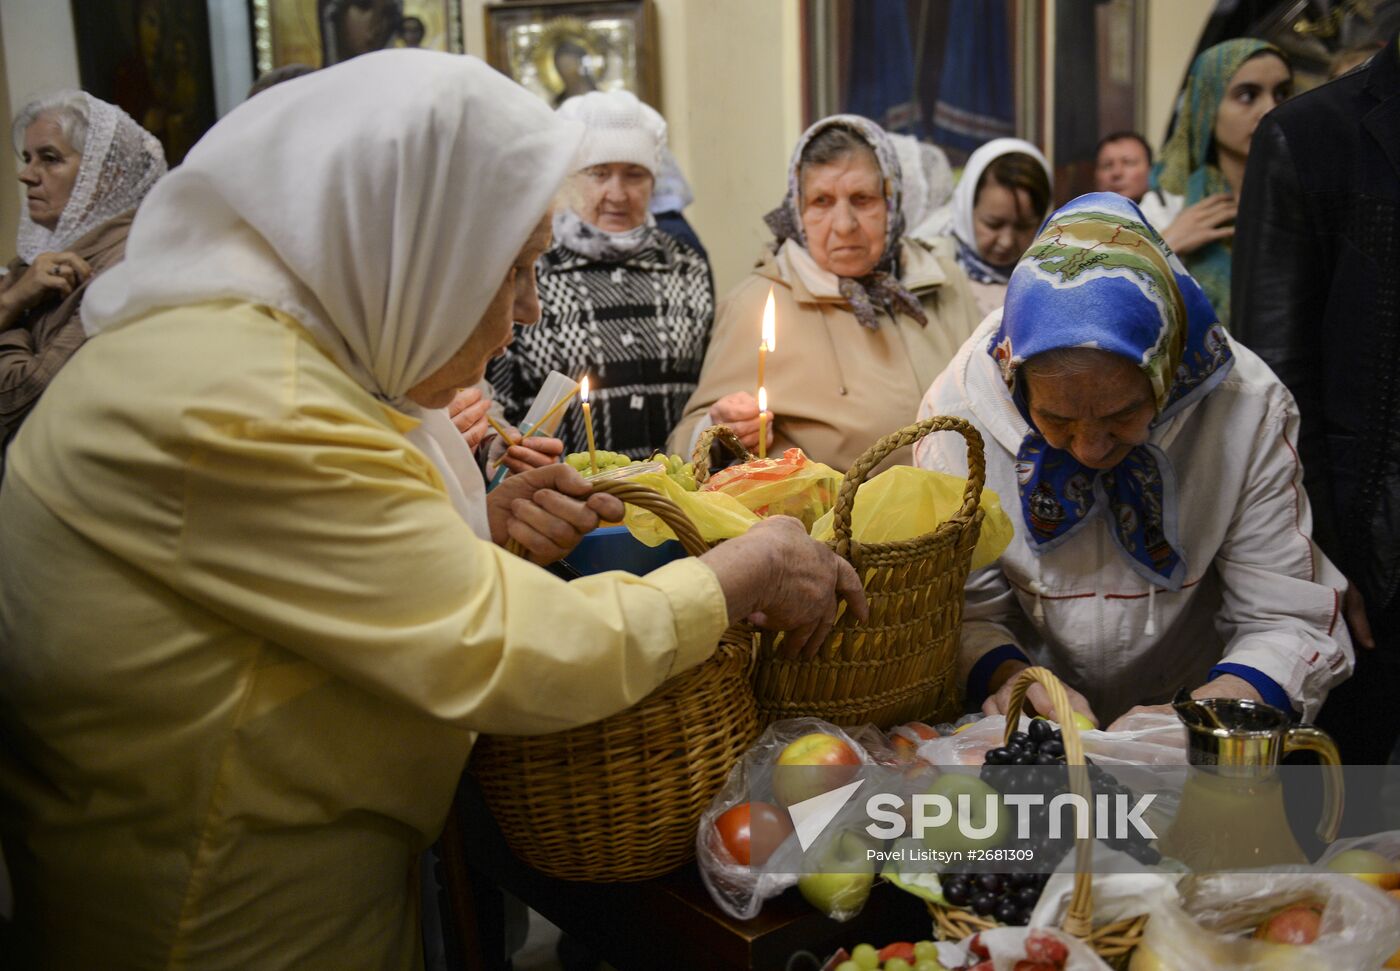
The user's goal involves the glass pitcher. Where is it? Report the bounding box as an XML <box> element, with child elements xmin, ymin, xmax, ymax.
<box><xmin>1158</xmin><ymin>692</ymin><xmax>1343</xmax><ymax>870</ymax></box>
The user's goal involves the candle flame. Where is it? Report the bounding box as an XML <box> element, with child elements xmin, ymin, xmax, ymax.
<box><xmin>758</xmin><ymin>386</ymin><xmax>767</xmax><ymax>412</ymax></box>
<box><xmin>762</xmin><ymin>287</ymin><xmax>776</xmax><ymax>353</ymax></box>
<box><xmin>579</xmin><ymin>375</ymin><xmax>590</xmax><ymax>403</ymax></box>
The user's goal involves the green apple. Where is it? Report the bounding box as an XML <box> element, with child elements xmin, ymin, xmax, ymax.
<box><xmin>797</xmin><ymin>829</ymin><xmax>875</xmax><ymax>918</ymax></box>
<box><xmin>917</xmin><ymin>771</ymin><xmax>1006</xmax><ymax>856</ymax></box>
<box><xmin>1325</xmin><ymin>848</ymin><xmax>1400</xmax><ymax>889</ymax></box>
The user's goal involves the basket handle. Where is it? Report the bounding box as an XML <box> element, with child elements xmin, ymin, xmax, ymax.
<box><xmin>504</xmin><ymin>477</ymin><xmax>711</xmax><ymax>560</ymax></box>
<box><xmin>830</xmin><ymin>416</ymin><xmax>986</xmax><ymax>559</ymax></box>
<box><xmin>691</xmin><ymin>424</ymin><xmax>755</xmax><ymax>485</ymax></box>
<box><xmin>1003</xmin><ymin>666</ymin><xmax>1095</xmax><ymax>939</ymax></box>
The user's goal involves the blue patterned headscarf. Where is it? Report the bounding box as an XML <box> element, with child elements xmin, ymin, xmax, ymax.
<box><xmin>990</xmin><ymin>192</ymin><xmax>1232</xmax><ymax>589</ymax></box>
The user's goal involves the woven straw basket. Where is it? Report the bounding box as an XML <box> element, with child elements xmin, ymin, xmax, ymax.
<box><xmin>928</xmin><ymin>667</ymin><xmax>1148</xmax><ymax>967</ymax></box>
<box><xmin>469</xmin><ymin>478</ymin><xmax>760</xmax><ymax>882</ymax></box>
<box><xmin>695</xmin><ymin>417</ymin><xmax>986</xmax><ymax>728</ymax></box>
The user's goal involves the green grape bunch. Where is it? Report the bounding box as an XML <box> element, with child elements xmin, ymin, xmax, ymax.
<box><xmin>561</xmin><ymin>451</ymin><xmax>699</xmax><ymax>491</ymax></box>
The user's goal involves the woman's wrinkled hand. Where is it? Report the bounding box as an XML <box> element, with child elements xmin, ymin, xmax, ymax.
<box><xmin>501</xmin><ymin>436</ymin><xmax>564</xmax><ymax>474</ymax></box>
<box><xmin>0</xmin><ymin>251</ymin><xmax>93</xmax><ymax>325</ymax></box>
<box><xmin>487</xmin><ymin>463</ymin><xmax>624</xmax><ymax>564</ymax></box>
<box><xmin>982</xmin><ymin>660</ymin><xmax>1099</xmax><ymax>727</ymax></box>
<box><xmin>447</xmin><ymin>387</ymin><xmax>493</xmax><ymax>451</ymax></box>
<box><xmin>1161</xmin><ymin>194</ymin><xmax>1236</xmax><ymax>256</ymax></box>
<box><xmin>708</xmin><ymin>392</ymin><xmax>773</xmax><ymax>453</ymax></box>
<box><xmin>700</xmin><ymin>516</ymin><xmax>868</xmax><ymax>660</ymax></box>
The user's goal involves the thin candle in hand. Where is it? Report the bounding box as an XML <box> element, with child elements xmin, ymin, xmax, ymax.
<box><xmin>580</xmin><ymin>376</ymin><xmax>598</xmax><ymax>475</ymax></box>
<box><xmin>758</xmin><ymin>386</ymin><xmax>768</xmax><ymax>460</ymax></box>
<box><xmin>757</xmin><ymin>286</ymin><xmax>776</xmax><ymax>396</ymax></box>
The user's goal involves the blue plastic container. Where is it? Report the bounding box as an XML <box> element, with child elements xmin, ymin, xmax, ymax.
<box><xmin>552</xmin><ymin>525</ymin><xmax>685</xmax><ymax>578</ymax></box>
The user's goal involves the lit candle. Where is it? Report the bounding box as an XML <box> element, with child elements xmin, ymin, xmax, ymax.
<box><xmin>580</xmin><ymin>375</ymin><xmax>598</xmax><ymax>475</ymax></box>
<box><xmin>757</xmin><ymin>286</ymin><xmax>776</xmax><ymax>397</ymax></box>
<box><xmin>758</xmin><ymin>386</ymin><xmax>768</xmax><ymax>460</ymax></box>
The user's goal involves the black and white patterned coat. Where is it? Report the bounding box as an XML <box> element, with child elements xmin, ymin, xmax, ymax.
<box><xmin>488</xmin><ymin>231</ymin><xmax>714</xmax><ymax>460</ymax></box>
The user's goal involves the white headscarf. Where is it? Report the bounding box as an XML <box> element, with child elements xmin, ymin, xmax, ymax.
<box><xmin>81</xmin><ymin>51</ymin><xmax>583</xmax><ymax>538</ymax></box>
<box><xmin>16</xmin><ymin>92</ymin><xmax>166</xmax><ymax>263</ymax></box>
<box><xmin>945</xmin><ymin>136</ymin><xmax>1051</xmax><ymax>251</ymax></box>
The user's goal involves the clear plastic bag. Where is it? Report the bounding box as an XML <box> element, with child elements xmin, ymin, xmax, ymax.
<box><xmin>696</xmin><ymin>718</ymin><xmax>878</xmax><ymax>922</ymax></box>
<box><xmin>1134</xmin><ymin>869</ymin><xmax>1400</xmax><ymax>970</ymax></box>
<box><xmin>701</xmin><ymin>448</ymin><xmax>841</xmax><ymax>530</ymax></box>
<box><xmin>809</xmin><ymin>465</ymin><xmax>1014</xmax><ymax>570</ymax></box>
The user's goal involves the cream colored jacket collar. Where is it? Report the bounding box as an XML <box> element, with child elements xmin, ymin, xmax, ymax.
<box><xmin>758</xmin><ymin>238</ymin><xmax>949</xmax><ymax>306</ymax></box>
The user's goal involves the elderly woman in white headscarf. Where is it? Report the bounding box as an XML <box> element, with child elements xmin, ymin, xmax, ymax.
<box><xmin>487</xmin><ymin>89</ymin><xmax>714</xmax><ymax>462</ymax></box>
<box><xmin>0</xmin><ymin>53</ymin><xmax>862</xmax><ymax>970</ymax></box>
<box><xmin>0</xmin><ymin>90</ymin><xmax>165</xmax><ymax>463</ymax></box>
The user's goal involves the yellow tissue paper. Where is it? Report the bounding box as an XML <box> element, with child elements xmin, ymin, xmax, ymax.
<box><xmin>809</xmin><ymin>465</ymin><xmax>1013</xmax><ymax>569</ymax></box>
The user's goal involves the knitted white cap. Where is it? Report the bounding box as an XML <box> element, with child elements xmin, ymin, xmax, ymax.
<box><xmin>557</xmin><ymin>90</ymin><xmax>666</xmax><ymax>177</ymax></box>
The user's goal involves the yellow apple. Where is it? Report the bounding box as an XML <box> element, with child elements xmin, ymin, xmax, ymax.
<box><xmin>1127</xmin><ymin>944</ymin><xmax>1172</xmax><ymax>970</ymax></box>
<box><xmin>1325</xmin><ymin>849</ymin><xmax>1400</xmax><ymax>890</ymax></box>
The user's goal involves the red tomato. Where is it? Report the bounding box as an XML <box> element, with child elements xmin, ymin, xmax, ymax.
<box><xmin>714</xmin><ymin>802</ymin><xmax>792</xmax><ymax>866</ymax></box>
<box><xmin>877</xmin><ymin>942</ymin><xmax>915</xmax><ymax>962</ymax></box>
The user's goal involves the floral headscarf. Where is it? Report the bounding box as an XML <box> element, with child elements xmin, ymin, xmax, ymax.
<box><xmin>1150</xmin><ymin>38</ymin><xmax>1285</xmax><ymax>324</ymax></box>
<box><xmin>763</xmin><ymin>114</ymin><xmax>927</xmax><ymax>331</ymax></box>
<box><xmin>16</xmin><ymin>92</ymin><xmax>166</xmax><ymax>264</ymax></box>
<box><xmin>990</xmin><ymin>192</ymin><xmax>1233</xmax><ymax>589</ymax></box>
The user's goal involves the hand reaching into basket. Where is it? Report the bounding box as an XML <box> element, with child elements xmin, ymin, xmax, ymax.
<box><xmin>699</xmin><ymin>516</ymin><xmax>868</xmax><ymax>659</ymax></box>
<box><xmin>983</xmin><ymin>659</ymin><xmax>1098</xmax><ymax>727</ymax></box>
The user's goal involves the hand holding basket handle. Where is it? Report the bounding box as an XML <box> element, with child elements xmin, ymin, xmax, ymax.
<box><xmin>502</xmin><ymin>470</ymin><xmax>868</xmax><ymax>660</ymax></box>
<box><xmin>702</xmin><ymin>516</ymin><xmax>868</xmax><ymax>658</ymax></box>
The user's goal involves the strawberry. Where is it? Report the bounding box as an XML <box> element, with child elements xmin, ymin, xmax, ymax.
<box><xmin>968</xmin><ymin>933</ymin><xmax>990</xmax><ymax>959</ymax></box>
<box><xmin>1025</xmin><ymin>932</ymin><xmax>1069</xmax><ymax>965</ymax></box>
<box><xmin>878</xmin><ymin>942</ymin><xmax>916</xmax><ymax>962</ymax></box>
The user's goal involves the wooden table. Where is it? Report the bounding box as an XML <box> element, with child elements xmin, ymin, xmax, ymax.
<box><xmin>443</xmin><ymin>776</ymin><xmax>935</xmax><ymax>971</ymax></box>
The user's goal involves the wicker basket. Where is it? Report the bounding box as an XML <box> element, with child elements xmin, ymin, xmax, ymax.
<box><xmin>469</xmin><ymin>478</ymin><xmax>761</xmax><ymax>882</ymax></box>
<box><xmin>708</xmin><ymin>416</ymin><xmax>986</xmax><ymax>728</ymax></box>
<box><xmin>927</xmin><ymin>667</ymin><xmax>1149</xmax><ymax>968</ymax></box>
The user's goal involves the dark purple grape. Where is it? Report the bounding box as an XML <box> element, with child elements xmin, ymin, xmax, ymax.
<box><xmin>1009</xmin><ymin>731</ymin><xmax>1031</xmax><ymax>748</ymax></box>
<box><xmin>1039</xmin><ymin>739</ymin><xmax>1065</xmax><ymax>758</ymax></box>
<box><xmin>995</xmin><ymin>899</ymin><xmax>1021</xmax><ymax>924</ymax></box>
<box><xmin>1009</xmin><ymin>872</ymin><xmax>1037</xmax><ymax>890</ymax></box>
<box><xmin>1017</xmin><ymin>886</ymin><xmax>1042</xmax><ymax>908</ymax></box>
<box><xmin>1029</xmin><ymin>718</ymin><xmax>1054</xmax><ymax>743</ymax></box>
<box><xmin>943</xmin><ymin>878</ymin><xmax>971</xmax><ymax>907</ymax></box>
<box><xmin>972</xmin><ymin>892</ymin><xmax>998</xmax><ymax>916</ymax></box>
<box><xmin>985</xmin><ymin>747</ymin><xmax>1012</xmax><ymax>765</ymax></box>
<box><xmin>977</xmin><ymin>873</ymin><xmax>1003</xmax><ymax>894</ymax></box>
<box><xmin>1011</xmin><ymin>752</ymin><xmax>1035</xmax><ymax>766</ymax></box>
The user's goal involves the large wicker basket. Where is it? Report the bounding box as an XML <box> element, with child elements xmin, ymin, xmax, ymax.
<box><xmin>469</xmin><ymin>479</ymin><xmax>761</xmax><ymax>882</ymax></box>
<box><xmin>695</xmin><ymin>417</ymin><xmax>986</xmax><ymax>728</ymax></box>
<box><xmin>927</xmin><ymin>667</ymin><xmax>1149</xmax><ymax>968</ymax></box>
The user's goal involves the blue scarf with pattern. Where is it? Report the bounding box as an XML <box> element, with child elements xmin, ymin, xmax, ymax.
<box><xmin>990</xmin><ymin>192</ymin><xmax>1232</xmax><ymax>589</ymax></box>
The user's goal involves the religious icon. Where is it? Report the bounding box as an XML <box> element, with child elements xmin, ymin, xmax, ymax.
<box><xmin>485</xmin><ymin>1</ymin><xmax>659</xmax><ymax>109</ymax></box>
<box><xmin>71</xmin><ymin>0</ymin><xmax>219</xmax><ymax>165</ymax></box>
<box><xmin>250</xmin><ymin>0</ymin><xmax>462</xmax><ymax>77</ymax></box>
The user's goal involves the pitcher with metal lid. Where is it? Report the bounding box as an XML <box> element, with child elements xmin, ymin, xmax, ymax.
<box><xmin>1158</xmin><ymin>692</ymin><xmax>1343</xmax><ymax>869</ymax></box>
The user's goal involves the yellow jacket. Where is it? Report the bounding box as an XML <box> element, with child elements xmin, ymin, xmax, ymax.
<box><xmin>668</xmin><ymin>237</ymin><xmax>983</xmax><ymax>472</ymax></box>
<box><xmin>0</xmin><ymin>301</ymin><xmax>727</xmax><ymax>970</ymax></box>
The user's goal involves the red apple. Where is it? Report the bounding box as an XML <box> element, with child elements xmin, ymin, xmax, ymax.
<box><xmin>713</xmin><ymin>801</ymin><xmax>792</xmax><ymax>866</ymax></box>
<box><xmin>771</xmin><ymin>732</ymin><xmax>861</xmax><ymax>807</ymax></box>
<box><xmin>889</xmin><ymin>722</ymin><xmax>940</xmax><ymax>761</ymax></box>
<box><xmin>1253</xmin><ymin>902</ymin><xmax>1323</xmax><ymax>945</ymax></box>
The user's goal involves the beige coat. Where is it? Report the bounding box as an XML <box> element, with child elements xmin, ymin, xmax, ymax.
<box><xmin>669</xmin><ymin>236</ymin><xmax>983</xmax><ymax>472</ymax></box>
